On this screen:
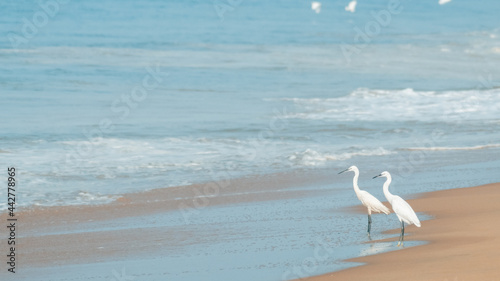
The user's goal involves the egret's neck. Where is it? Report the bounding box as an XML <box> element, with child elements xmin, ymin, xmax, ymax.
<box><xmin>352</xmin><ymin>169</ymin><xmax>361</xmax><ymax>193</ymax></box>
<box><xmin>382</xmin><ymin>175</ymin><xmax>394</xmax><ymax>203</ymax></box>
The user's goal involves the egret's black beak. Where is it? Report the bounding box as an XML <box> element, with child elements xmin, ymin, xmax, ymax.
<box><xmin>372</xmin><ymin>174</ymin><xmax>381</xmax><ymax>179</ymax></box>
<box><xmin>338</xmin><ymin>168</ymin><xmax>349</xmax><ymax>174</ymax></box>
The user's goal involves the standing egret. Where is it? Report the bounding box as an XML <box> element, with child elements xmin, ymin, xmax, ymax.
<box><xmin>339</xmin><ymin>166</ymin><xmax>390</xmax><ymax>238</ymax></box>
<box><xmin>373</xmin><ymin>171</ymin><xmax>421</xmax><ymax>246</ymax></box>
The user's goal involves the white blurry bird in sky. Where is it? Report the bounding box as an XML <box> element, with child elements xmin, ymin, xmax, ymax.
<box><xmin>311</xmin><ymin>1</ymin><xmax>321</xmax><ymax>13</ymax></box>
<box><xmin>373</xmin><ymin>171</ymin><xmax>421</xmax><ymax>247</ymax></box>
<box><xmin>345</xmin><ymin>0</ymin><xmax>357</xmax><ymax>13</ymax></box>
<box><xmin>339</xmin><ymin>166</ymin><xmax>390</xmax><ymax>238</ymax></box>
<box><xmin>439</xmin><ymin>0</ymin><xmax>452</xmax><ymax>5</ymax></box>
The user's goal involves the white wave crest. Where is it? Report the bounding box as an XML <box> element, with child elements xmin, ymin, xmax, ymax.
<box><xmin>281</xmin><ymin>88</ymin><xmax>500</xmax><ymax>122</ymax></box>
<box><xmin>288</xmin><ymin>147</ymin><xmax>393</xmax><ymax>166</ymax></box>
<box><xmin>405</xmin><ymin>143</ymin><xmax>500</xmax><ymax>151</ymax></box>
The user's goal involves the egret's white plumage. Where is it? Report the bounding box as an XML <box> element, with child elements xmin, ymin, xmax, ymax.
<box><xmin>339</xmin><ymin>166</ymin><xmax>389</xmax><ymax>237</ymax></box>
<box><xmin>345</xmin><ymin>0</ymin><xmax>357</xmax><ymax>13</ymax></box>
<box><xmin>439</xmin><ymin>0</ymin><xmax>452</xmax><ymax>5</ymax></box>
<box><xmin>311</xmin><ymin>1</ymin><xmax>321</xmax><ymax>13</ymax></box>
<box><xmin>374</xmin><ymin>171</ymin><xmax>421</xmax><ymax>246</ymax></box>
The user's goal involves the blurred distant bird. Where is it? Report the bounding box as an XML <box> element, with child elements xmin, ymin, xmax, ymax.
<box><xmin>311</xmin><ymin>1</ymin><xmax>321</xmax><ymax>13</ymax></box>
<box><xmin>345</xmin><ymin>0</ymin><xmax>357</xmax><ymax>13</ymax></box>
<box><xmin>439</xmin><ymin>0</ymin><xmax>452</xmax><ymax>5</ymax></box>
<box><xmin>339</xmin><ymin>166</ymin><xmax>390</xmax><ymax>238</ymax></box>
<box><xmin>373</xmin><ymin>171</ymin><xmax>421</xmax><ymax>246</ymax></box>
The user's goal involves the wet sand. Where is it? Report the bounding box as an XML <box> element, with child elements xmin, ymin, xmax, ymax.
<box><xmin>3</xmin><ymin>171</ymin><xmax>499</xmax><ymax>280</ymax></box>
<box><xmin>2</xmin><ymin>170</ymin><xmax>334</xmax><ymax>268</ymax></box>
<box><xmin>303</xmin><ymin>182</ymin><xmax>500</xmax><ymax>281</ymax></box>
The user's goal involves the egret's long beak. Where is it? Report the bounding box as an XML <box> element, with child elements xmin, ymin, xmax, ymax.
<box><xmin>338</xmin><ymin>168</ymin><xmax>349</xmax><ymax>174</ymax></box>
<box><xmin>372</xmin><ymin>174</ymin><xmax>381</xmax><ymax>179</ymax></box>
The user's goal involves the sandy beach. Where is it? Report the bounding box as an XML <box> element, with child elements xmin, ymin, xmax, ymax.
<box><xmin>304</xmin><ymin>182</ymin><xmax>500</xmax><ymax>281</ymax></box>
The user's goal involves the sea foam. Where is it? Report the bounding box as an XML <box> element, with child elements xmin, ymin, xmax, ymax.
<box><xmin>280</xmin><ymin>88</ymin><xmax>500</xmax><ymax>122</ymax></box>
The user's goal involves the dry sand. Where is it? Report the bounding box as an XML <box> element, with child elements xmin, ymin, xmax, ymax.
<box><xmin>303</xmin><ymin>182</ymin><xmax>500</xmax><ymax>281</ymax></box>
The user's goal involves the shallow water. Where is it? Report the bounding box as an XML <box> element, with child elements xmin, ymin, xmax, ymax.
<box><xmin>14</xmin><ymin>179</ymin><xmax>428</xmax><ymax>281</ymax></box>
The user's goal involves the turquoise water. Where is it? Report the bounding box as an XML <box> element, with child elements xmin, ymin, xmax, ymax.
<box><xmin>1</xmin><ymin>0</ymin><xmax>499</xmax><ymax>207</ymax></box>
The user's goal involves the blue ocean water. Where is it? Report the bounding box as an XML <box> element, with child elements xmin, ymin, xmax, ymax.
<box><xmin>1</xmin><ymin>0</ymin><xmax>500</xmax><ymax>207</ymax></box>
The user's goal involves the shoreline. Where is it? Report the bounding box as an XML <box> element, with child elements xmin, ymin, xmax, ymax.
<box><xmin>2</xmin><ymin>169</ymin><xmax>336</xmax><ymax>268</ymax></box>
<box><xmin>2</xmin><ymin>170</ymin><xmax>499</xmax><ymax>280</ymax></box>
<box><xmin>302</xmin><ymin>182</ymin><xmax>500</xmax><ymax>281</ymax></box>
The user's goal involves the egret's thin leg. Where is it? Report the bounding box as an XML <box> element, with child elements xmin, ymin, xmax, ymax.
<box><xmin>401</xmin><ymin>222</ymin><xmax>405</xmax><ymax>246</ymax></box>
<box><xmin>367</xmin><ymin>215</ymin><xmax>372</xmax><ymax>237</ymax></box>
<box><xmin>398</xmin><ymin>221</ymin><xmax>405</xmax><ymax>247</ymax></box>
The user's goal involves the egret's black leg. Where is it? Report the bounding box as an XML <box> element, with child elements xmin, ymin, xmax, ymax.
<box><xmin>367</xmin><ymin>215</ymin><xmax>372</xmax><ymax>237</ymax></box>
<box><xmin>398</xmin><ymin>221</ymin><xmax>405</xmax><ymax>247</ymax></box>
<box><xmin>401</xmin><ymin>222</ymin><xmax>405</xmax><ymax>245</ymax></box>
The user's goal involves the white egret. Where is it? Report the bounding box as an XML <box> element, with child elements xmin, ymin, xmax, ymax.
<box><xmin>439</xmin><ymin>0</ymin><xmax>452</xmax><ymax>5</ymax></box>
<box><xmin>373</xmin><ymin>171</ymin><xmax>421</xmax><ymax>246</ymax></box>
<box><xmin>345</xmin><ymin>0</ymin><xmax>357</xmax><ymax>13</ymax></box>
<box><xmin>311</xmin><ymin>1</ymin><xmax>321</xmax><ymax>13</ymax></box>
<box><xmin>339</xmin><ymin>166</ymin><xmax>390</xmax><ymax>238</ymax></box>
